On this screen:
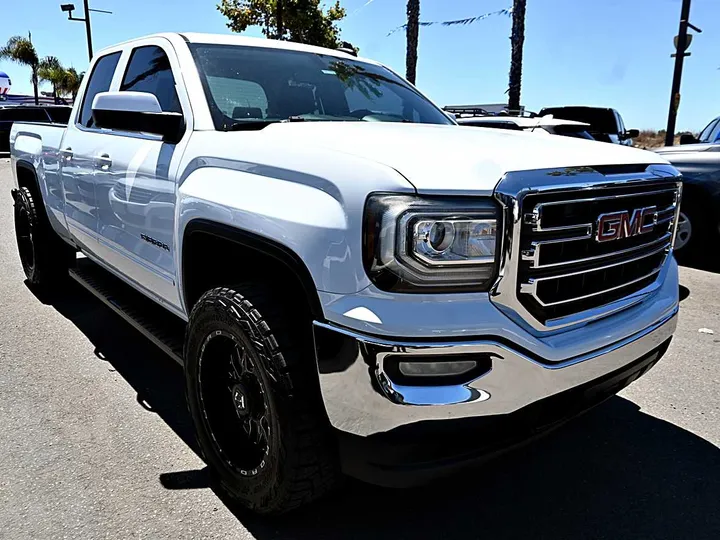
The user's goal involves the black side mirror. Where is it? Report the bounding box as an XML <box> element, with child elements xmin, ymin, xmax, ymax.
<box><xmin>625</xmin><ymin>129</ymin><xmax>639</xmax><ymax>139</ymax></box>
<box><xmin>679</xmin><ymin>133</ymin><xmax>698</xmax><ymax>145</ymax></box>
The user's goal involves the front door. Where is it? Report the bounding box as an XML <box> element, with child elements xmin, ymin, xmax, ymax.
<box><xmin>91</xmin><ymin>42</ymin><xmax>188</xmax><ymax>311</ymax></box>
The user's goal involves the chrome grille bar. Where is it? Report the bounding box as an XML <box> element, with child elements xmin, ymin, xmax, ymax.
<box><xmin>527</xmin><ymin>232</ymin><xmax>673</xmax><ymax>269</ymax></box>
<box><xmin>528</xmin><ymin>262</ymin><xmax>665</xmax><ymax>307</ymax></box>
<box><xmin>521</xmin><ymin>241</ymin><xmax>669</xmax><ymax>289</ymax></box>
<box><xmin>534</xmin><ymin>187</ymin><xmax>678</xmax><ymax>209</ymax></box>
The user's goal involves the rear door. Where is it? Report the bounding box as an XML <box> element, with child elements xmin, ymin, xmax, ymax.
<box><xmin>90</xmin><ymin>38</ymin><xmax>191</xmax><ymax>311</ymax></box>
<box><xmin>60</xmin><ymin>51</ymin><xmax>122</xmax><ymax>250</ymax></box>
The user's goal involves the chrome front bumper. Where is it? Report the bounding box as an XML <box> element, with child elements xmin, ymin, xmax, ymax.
<box><xmin>313</xmin><ymin>308</ymin><xmax>677</xmax><ymax>437</ymax></box>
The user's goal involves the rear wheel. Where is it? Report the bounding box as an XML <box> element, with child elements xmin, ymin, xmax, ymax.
<box><xmin>13</xmin><ymin>186</ymin><xmax>74</xmax><ymax>288</ymax></box>
<box><xmin>184</xmin><ymin>285</ymin><xmax>339</xmax><ymax>514</ymax></box>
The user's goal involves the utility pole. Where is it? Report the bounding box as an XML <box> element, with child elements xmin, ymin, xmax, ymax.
<box><xmin>508</xmin><ymin>0</ymin><xmax>527</xmax><ymax>113</ymax></box>
<box><xmin>83</xmin><ymin>0</ymin><xmax>93</xmax><ymax>61</ymax></box>
<box><xmin>665</xmin><ymin>0</ymin><xmax>702</xmax><ymax>146</ymax></box>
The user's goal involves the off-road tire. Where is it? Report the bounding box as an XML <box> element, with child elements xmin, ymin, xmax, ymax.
<box><xmin>13</xmin><ymin>186</ymin><xmax>74</xmax><ymax>288</ymax></box>
<box><xmin>184</xmin><ymin>285</ymin><xmax>340</xmax><ymax>514</ymax></box>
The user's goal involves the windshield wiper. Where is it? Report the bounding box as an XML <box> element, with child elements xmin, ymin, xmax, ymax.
<box><xmin>226</xmin><ymin>120</ymin><xmax>280</xmax><ymax>131</ymax></box>
<box><xmin>283</xmin><ymin>116</ymin><xmax>309</xmax><ymax>122</ymax></box>
<box><xmin>226</xmin><ymin>116</ymin><xmax>362</xmax><ymax>130</ymax></box>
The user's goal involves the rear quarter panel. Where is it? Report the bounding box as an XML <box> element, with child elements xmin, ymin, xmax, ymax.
<box><xmin>11</xmin><ymin>123</ymin><xmax>70</xmax><ymax>240</ymax></box>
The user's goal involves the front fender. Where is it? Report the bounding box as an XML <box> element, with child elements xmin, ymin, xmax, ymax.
<box><xmin>177</xmin><ymin>165</ymin><xmax>370</xmax><ymax>297</ymax></box>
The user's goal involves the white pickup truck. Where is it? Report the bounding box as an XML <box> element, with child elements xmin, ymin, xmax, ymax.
<box><xmin>10</xmin><ymin>33</ymin><xmax>682</xmax><ymax>514</ymax></box>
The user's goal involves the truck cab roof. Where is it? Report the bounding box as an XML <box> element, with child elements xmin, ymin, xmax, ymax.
<box><xmin>96</xmin><ymin>32</ymin><xmax>372</xmax><ymax>65</ymax></box>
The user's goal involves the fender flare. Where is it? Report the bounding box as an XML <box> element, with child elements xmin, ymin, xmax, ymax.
<box><xmin>14</xmin><ymin>159</ymin><xmax>40</xmax><ymax>192</ymax></box>
<box><xmin>181</xmin><ymin>219</ymin><xmax>324</xmax><ymax>320</ymax></box>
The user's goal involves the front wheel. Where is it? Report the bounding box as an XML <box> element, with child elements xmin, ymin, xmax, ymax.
<box><xmin>184</xmin><ymin>285</ymin><xmax>339</xmax><ymax>514</ymax></box>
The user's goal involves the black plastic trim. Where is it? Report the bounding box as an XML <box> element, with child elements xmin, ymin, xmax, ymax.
<box><xmin>182</xmin><ymin>219</ymin><xmax>324</xmax><ymax>319</ymax></box>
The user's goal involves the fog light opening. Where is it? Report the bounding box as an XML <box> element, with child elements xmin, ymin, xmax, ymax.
<box><xmin>385</xmin><ymin>353</ymin><xmax>494</xmax><ymax>387</ymax></box>
<box><xmin>398</xmin><ymin>360</ymin><xmax>477</xmax><ymax>377</ymax></box>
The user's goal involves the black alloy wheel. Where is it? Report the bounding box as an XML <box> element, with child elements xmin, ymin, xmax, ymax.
<box><xmin>198</xmin><ymin>329</ymin><xmax>272</xmax><ymax>476</ymax></box>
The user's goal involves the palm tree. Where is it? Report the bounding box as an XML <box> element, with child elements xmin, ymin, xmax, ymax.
<box><xmin>0</xmin><ymin>36</ymin><xmax>40</xmax><ymax>105</ymax></box>
<box><xmin>63</xmin><ymin>68</ymin><xmax>83</xmax><ymax>100</ymax></box>
<box><xmin>508</xmin><ymin>0</ymin><xmax>527</xmax><ymax>112</ymax></box>
<box><xmin>38</xmin><ymin>56</ymin><xmax>65</xmax><ymax>104</ymax></box>
<box><xmin>405</xmin><ymin>0</ymin><xmax>420</xmax><ymax>84</ymax></box>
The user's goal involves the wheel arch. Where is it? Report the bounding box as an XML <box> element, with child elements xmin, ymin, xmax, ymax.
<box><xmin>181</xmin><ymin>219</ymin><xmax>324</xmax><ymax>320</ymax></box>
<box><xmin>14</xmin><ymin>159</ymin><xmax>41</xmax><ymax>197</ymax></box>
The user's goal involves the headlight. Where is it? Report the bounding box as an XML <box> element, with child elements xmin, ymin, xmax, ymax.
<box><xmin>363</xmin><ymin>195</ymin><xmax>500</xmax><ymax>292</ymax></box>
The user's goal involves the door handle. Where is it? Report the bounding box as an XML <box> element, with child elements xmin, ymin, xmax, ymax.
<box><xmin>94</xmin><ymin>153</ymin><xmax>112</xmax><ymax>170</ymax></box>
<box><xmin>60</xmin><ymin>147</ymin><xmax>73</xmax><ymax>162</ymax></box>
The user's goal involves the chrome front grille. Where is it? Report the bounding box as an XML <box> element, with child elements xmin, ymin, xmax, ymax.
<box><xmin>491</xmin><ymin>164</ymin><xmax>682</xmax><ymax>332</ymax></box>
<box><xmin>518</xmin><ymin>183</ymin><xmax>679</xmax><ymax>324</ymax></box>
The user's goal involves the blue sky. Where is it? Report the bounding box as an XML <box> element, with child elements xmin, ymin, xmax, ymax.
<box><xmin>1</xmin><ymin>0</ymin><xmax>718</xmax><ymax>131</ymax></box>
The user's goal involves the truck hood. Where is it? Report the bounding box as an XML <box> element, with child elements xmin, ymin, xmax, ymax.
<box><xmin>261</xmin><ymin>122</ymin><xmax>669</xmax><ymax>194</ymax></box>
<box><xmin>655</xmin><ymin>143</ymin><xmax>720</xmax><ymax>155</ymax></box>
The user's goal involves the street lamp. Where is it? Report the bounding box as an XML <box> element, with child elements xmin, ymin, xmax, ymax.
<box><xmin>61</xmin><ymin>1</ymin><xmax>112</xmax><ymax>62</ymax></box>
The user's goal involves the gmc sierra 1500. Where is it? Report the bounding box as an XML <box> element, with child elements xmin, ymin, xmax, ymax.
<box><xmin>10</xmin><ymin>33</ymin><xmax>681</xmax><ymax>514</ymax></box>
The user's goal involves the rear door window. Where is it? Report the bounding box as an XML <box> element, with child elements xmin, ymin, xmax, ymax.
<box><xmin>78</xmin><ymin>52</ymin><xmax>122</xmax><ymax>128</ymax></box>
<box><xmin>120</xmin><ymin>46</ymin><xmax>181</xmax><ymax>113</ymax></box>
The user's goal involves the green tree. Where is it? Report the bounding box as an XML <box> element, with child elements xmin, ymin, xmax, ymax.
<box><xmin>62</xmin><ymin>67</ymin><xmax>84</xmax><ymax>100</ymax></box>
<box><xmin>38</xmin><ymin>56</ymin><xmax>66</xmax><ymax>104</ymax></box>
<box><xmin>0</xmin><ymin>36</ymin><xmax>40</xmax><ymax>105</ymax></box>
<box><xmin>217</xmin><ymin>0</ymin><xmax>347</xmax><ymax>48</ymax></box>
<box><xmin>507</xmin><ymin>0</ymin><xmax>527</xmax><ymax>112</ymax></box>
<box><xmin>405</xmin><ymin>0</ymin><xmax>420</xmax><ymax>84</ymax></box>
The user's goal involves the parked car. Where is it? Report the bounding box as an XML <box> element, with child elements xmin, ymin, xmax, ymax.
<box><xmin>10</xmin><ymin>32</ymin><xmax>681</xmax><ymax>514</ymax></box>
<box><xmin>538</xmin><ymin>106</ymin><xmax>639</xmax><ymax>146</ymax></box>
<box><xmin>456</xmin><ymin>114</ymin><xmax>595</xmax><ymax>140</ymax></box>
<box><xmin>0</xmin><ymin>104</ymin><xmax>72</xmax><ymax>151</ymax></box>
<box><xmin>677</xmin><ymin>115</ymin><xmax>720</xmax><ymax>146</ymax></box>
<box><xmin>655</xmin><ymin>120</ymin><xmax>720</xmax><ymax>263</ymax></box>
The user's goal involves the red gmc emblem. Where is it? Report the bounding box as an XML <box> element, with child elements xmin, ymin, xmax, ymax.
<box><xmin>595</xmin><ymin>206</ymin><xmax>657</xmax><ymax>242</ymax></box>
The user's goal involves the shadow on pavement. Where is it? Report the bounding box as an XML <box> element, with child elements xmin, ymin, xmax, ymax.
<box><xmin>679</xmin><ymin>284</ymin><xmax>690</xmax><ymax>302</ymax></box>
<box><xmin>677</xmin><ymin>254</ymin><xmax>720</xmax><ymax>274</ymax></box>
<box><xmin>29</xmin><ymin>281</ymin><xmax>720</xmax><ymax>540</ymax></box>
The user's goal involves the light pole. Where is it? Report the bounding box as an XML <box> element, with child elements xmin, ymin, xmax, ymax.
<box><xmin>664</xmin><ymin>0</ymin><xmax>702</xmax><ymax>146</ymax></box>
<box><xmin>60</xmin><ymin>2</ymin><xmax>112</xmax><ymax>62</ymax></box>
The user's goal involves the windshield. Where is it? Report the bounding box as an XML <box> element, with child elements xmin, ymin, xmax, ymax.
<box><xmin>189</xmin><ymin>43</ymin><xmax>453</xmax><ymax>130</ymax></box>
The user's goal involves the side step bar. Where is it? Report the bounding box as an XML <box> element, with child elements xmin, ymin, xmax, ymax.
<box><xmin>69</xmin><ymin>258</ymin><xmax>186</xmax><ymax>365</ymax></box>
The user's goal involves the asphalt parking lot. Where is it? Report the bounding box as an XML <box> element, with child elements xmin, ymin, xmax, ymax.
<box><xmin>0</xmin><ymin>158</ymin><xmax>718</xmax><ymax>539</ymax></box>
